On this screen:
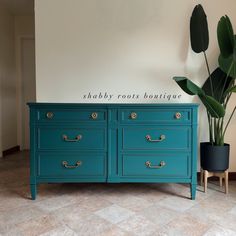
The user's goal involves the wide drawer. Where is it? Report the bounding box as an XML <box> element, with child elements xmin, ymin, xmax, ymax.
<box><xmin>120</xmin><ymin>109</ymin><xmax>190</xmax><ymax>123</ymax></box>
<box><xmin>37</xmin><ymin>127</ymin><xmax>106</xmax><ymax>150</ymax></box>
<box><xmin>36</xmin><ymin>109</ymin><xmax>106</xmax><ymax>122</ymax></box>
<box><xmin>122</xmin><ymin>154</ymin><xmax>190</xmax><ymax>177</ymax></box>
<box><xmin>122</xmin><ymin>127</ymin><xmax>190</xmax><ymax>150</ymax></box>
<box><xmin>37</xmin><ymin>153</ymin><xmax>106</xmax><ymax>177</ymax></box>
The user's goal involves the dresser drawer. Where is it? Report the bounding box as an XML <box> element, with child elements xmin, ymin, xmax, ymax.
<box><xmin>37</xmin><ymin>127</ymin><xmax>106</xmax><ymax>150</ymax></box>
<box><xmin>122</xmin><ymin>127</ymin><xmax>190</xmax><ymax>150</ymax></box>
<box><xmin>38</xmin><ymin>153</ymin><xmax>106</xmax><ymax>177</ymax></box>
<box><xmin>122</xmin><ymin>154</ymin><xmax>190</xmax><ymax>177</ymax></box>
<box><xmin>37</xmin><ymin>109</ymin><xmax>106</xmax><ymax>122</ymax></box>
<box><xmin>120</xmin><ymin>109</ymin><xmax>190</xmax><ymax>123</ymax></box>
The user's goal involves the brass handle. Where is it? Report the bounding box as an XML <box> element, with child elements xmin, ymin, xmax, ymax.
<box><xmin>146</xmin><ymin>134</ymin><xmax>165</xmax><ymax>142</ymax></box>
<box><xmin>175</xmin><ymin>112</ymin><xmax>182</xmax><ymax>119</ymax></box>
<box><xmin>145</xmin><ymin>161</ymin><xmax>166</xmax><ymax>169</ymax></box>
<box><xmin>130</xmin><ymin>112</ymin><xmax>137</xmax><ymax>119</ymax></box>
<box><xmin>62</xmin><ymin>161</ymin><xmax>82</xmax><ymax>169</ymax></box>
<box><xmin>91</xmin><ymin>112</ymin><xmax>98</xmax><ymax>120</ymax></box>
<box><xmin>62</xmin><ymin>134</ymin><xmax>82</xmax><ymax>142</ymax></box>
<box><xmin>46</xmin><ymin>112</ymin><xmax>54</xmax><ymax>119</ymax></box>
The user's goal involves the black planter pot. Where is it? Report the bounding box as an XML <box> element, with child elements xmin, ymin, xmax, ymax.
<box><xmin>200</xmin><ymin>142</ymin><xmax>230</xmax><ymax>171</ymax></box>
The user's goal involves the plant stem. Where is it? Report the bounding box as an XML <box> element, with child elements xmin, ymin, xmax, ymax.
<box><xmin>203</xmin><ymin>51</ymin><xmax>214</xmax><ymax>97</ymax></box>
<box><xmin>214</xmin><ymin>118</ymin><xmax>217</xmax><ymax>145</ymax></box>
<box><xmin>223</xmin><ymin>105</ymin><xmax>236</xmax><ymax>137</ymax></box>
<box><xmin>207</xmin><ymin>112</ymin><xmax>213</xmax><ymax>144</ymax></box>
<box><xmin>219</xmin><ymin>61</ymin><xmax>234</xmax><ymax>102</ymax></box>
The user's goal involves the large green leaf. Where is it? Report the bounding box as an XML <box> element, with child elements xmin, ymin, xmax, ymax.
<box><xmin>219</xmin><ymin>54</ymin><xmax>236</xmax><ymax>78</ymax></box>
<box><xmin>190</xmin><ymin>4</ymin><xmax>209</xmax><ymax>53</ymax></box>
<box><xmin>217</xmin><ymin>15</ymin><xmax>234</xmax><ymax>58</ymax></box>
<box><xmin>202</xmin><ymin>67</ymin><xmax>234</xmax><ymax>103</ymax></box>
<box><xmin>225</xmin><ymin>85</ymin><xmax>236</xmax><ymax>94</ymax></box>
<box><xmin>173</xmin><ymin>77</ymin><xmax>225</xmax><ymax>118</ymax></box>
<box><xmin>199</xmin><ymin>95</ymin><xmax>225</xmax><ymax>118</ymax></box>
<box><xmin>173</xmin><ymin>77</ymin><xmax>204</xmax><ymax>95</ymax></box>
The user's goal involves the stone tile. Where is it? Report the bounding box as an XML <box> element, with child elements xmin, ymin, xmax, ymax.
<box><xmin>39</xmin><ymin>225</ymin><xmax>78</xmax><ymax>236</ymax></box>
<box><xmin>203</xmin><ymin>225</ymin><xmax>236</xmax><ymax>236</ymax></box>
<box><xmin>94</xmin><ymin>204</ymin><xmax>134</xmax><ymax>224</ymax></box>
<box><xmin>66</xmin><ymin>214</ymin><xmax>113</xmax><ymax>236</ymax></box>
<box><xmin>197</xmin><ymin>195</ymin><xmax>235</xmax><ymax>212</ymax></box>
<box><xmin>0</xmin><ymin>205</ymin><xmax>45</xmax><ymax>233</ymax></box>
<box><xmin>1</xmin><ymin>151</ymin><xmax>236</xmax><ymax>236</ymax></box>
<box><xmin>215</xmin><ymin>212</ymin><xmax>236</xmax><ymax>232</ymax></box>
<box><xmin>229</xmin><ymin>205</ymin><xmax>236</xmax><ymax>216</ymax></box>
<box><xmin>34</xmin><ymin>194</ymin><xmax>78</xmax><ymax>212</ymax></box>
<box><xmin>98</xmin><ymin>226</ymin><xmax>132</xmax><ymax>236</ymax></box>
<box><xmin>101</xmin><ymin>193</ymin><xmax>153</xmax><ymax>212</ymax></box>
<box><xmin>51</xmin><ymin>203</ymin><xmax>92</xmax><ymax>223</ymax></box>
<box><xmin>75</xmin><ymin>194</ymin><xmax>113</xmax><ymax>212</ymax></box>
<box><xmin>16</xmin><ymin>214</ymin><xmax>60</xmax><ymax>236</ymax></box>
<box><xmin>156</xmin><ymin>195</ymin><xmax>197</xmax><ymax>212</ymax></box>
<box><xmin>139</xmin><ymin>204</ymin><xmax>179</xmax><ymax>227</ymax></box>
<box><xmin>117</xmin><ymin>214</ymin><xmax>159</xmax><ymax>236</ymax></box>
<box><xmin>134</xmin><ymin>188</ymin><xmax>168</xmax><ymax>203</ymax></box>
<box><xmin>159</xmin><ymin>215</ymin><xmax>210</xmax><ymax>236</ymax></box>
<box><xmin>186</xmin><ymin>203</ymin><xmax>224</xmax><ymax>224</ymax></box>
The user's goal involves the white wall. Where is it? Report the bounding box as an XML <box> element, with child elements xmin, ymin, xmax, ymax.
<box><xmin>35</xmin><ymin>0</ymin><xmax>236</xmax><ymax>170</ymax></box>
<box><xmin>0</xmin><ymin>4</ymin><xmax>17</xmax><ymax>154</ymax></box>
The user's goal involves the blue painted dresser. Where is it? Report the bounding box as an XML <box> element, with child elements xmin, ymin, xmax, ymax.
<box><xmin>28</xmin><ymin>103</ymin><xmax>198</xmax><ymax>200</ymax></box>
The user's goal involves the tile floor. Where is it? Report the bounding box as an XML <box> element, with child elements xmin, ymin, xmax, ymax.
<box><xmin>0</xmin><ymin>151</ymin><xmax>236</xmax><ymax>236</ymax></box>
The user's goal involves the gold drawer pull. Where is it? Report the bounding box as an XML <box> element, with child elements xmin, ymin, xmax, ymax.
<box><xmin>62</xmin><ymin>161</ymin><xmax>82</xmax><ymax>169</ymax></box>
<box><xmin>46</xmin><ymin>112</ymin><xmax>54</xmax><ymax>119</ymax></box>
<box><xmin>145</xmin><ymin>161</ymin><xmax>166</xmax><ymax>169</ymax></box>
<box><xmin>175</xmin><ymin>112</ymin><xmax>182</xmax><ymax>119</ymax></box>
<box><xmin>146</xmin><ymin>134</ymin><xmax>165</xmax><ymax>142</ymax></box>
<box><xmin>62</xmin><ymin>134</ymin><xmax>82</xmax><ymax>142</ymax></box>
<box><xmin>130</xmin><ymin>112</ymin><xmax>137</xmax><ymax>119</ymax></box>
<box><xmin>91</xmin><ymin>112</ymin><xmax>98</xmax><ymax>120</ymax></box>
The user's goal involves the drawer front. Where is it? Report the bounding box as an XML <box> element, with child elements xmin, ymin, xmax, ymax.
<box><xmin>120</xmin><ymin>109</ymin><xmax>190</xmax><ymax>123</ymax></box>
<box><xmin>37</xmin><ymin>109</ymin><xmax>106</xmax><ymax>122</ymax></box>
<box><xmin>38</xmin><ymin>153</ymin><xmax>106</xmax><ymax>177</ymax></box>
<box><xmin>122</xmin><ymin>127</ymin><xmax>190</xmax><ymax>150</ymax></box>
<box><xmin>122</xmin><ymin>154</ymin><xmax>190</xmax><ymax>177</ymax></box>
<box><xmin>37</xmin><ymin>127</ymin><xmax>106</xmax><ymax>150</ymax></box>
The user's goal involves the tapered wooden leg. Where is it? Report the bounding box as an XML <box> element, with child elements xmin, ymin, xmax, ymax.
<box><xmin>30</xmin><ymin>184</ymin><xmax>37</xmax><ymax>200</ymax></box>
<box><xmin>204</xmin><ymin>170</ymin><xmax>208</xmax><ymax>193</ymax></box>
<box><xmin>225</xmin><ymin>170</ymin><xmax>228</xmax><ymax>194</ymax></box>
<box><xmin>219</xmin><ymin>177</ymin><xmax>223</xmax><ymax>187</ymax></box>
<box><xmin>200</xmin><ymin>169</ymin><xmax>204</xmax><ymax>186</ymax></box>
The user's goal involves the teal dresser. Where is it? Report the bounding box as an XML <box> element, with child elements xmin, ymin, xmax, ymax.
<box><xmin>28</xmin><ymin>103</ymin><xmax>198</xmax><ymax>200</ymax></box>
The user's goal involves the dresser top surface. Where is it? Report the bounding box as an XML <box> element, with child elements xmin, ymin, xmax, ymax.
<box><xmin>28</xmin><ymin>103</ymin><xmax>199</xmax><ymax>108</ymax></box>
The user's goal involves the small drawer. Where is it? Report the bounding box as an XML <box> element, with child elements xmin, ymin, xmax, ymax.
<box><xmin>37</xmin><ymin>127</ymin><xmax>106</xmax><ymax>150</ymax></box>
<box><xmin>120</xmin><ymin>109</ymin><xmax>190</xmax><ymax>123</ymax></box>
<box><xmin>38</xmin><ymin>153</ymin><xmax>106</xmax><ymax>177</ymax></box>
<box><xmin>37</xmin><ymin>109</ymin><xmax>106</xmax><ymax>122</ymax></box>
<box><xmin>122</xmin><ymin>154</ymin><xmax>190</xmax><ymax>177</ymax></box>
<box><xmin>122</xmin><ymin>127</ymin><xmax>190</xmax><ymax>150</ymax></box>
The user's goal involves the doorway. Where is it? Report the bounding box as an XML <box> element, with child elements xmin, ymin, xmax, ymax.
<box><xmin>20</xmin><ymin>38</ymin><xmax>36</xmax><ymax>150</ymax></box>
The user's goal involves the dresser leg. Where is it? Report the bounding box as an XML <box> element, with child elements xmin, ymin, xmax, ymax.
<box><xmin>191</xmin><ymin>184</ymin><xmax>196</xmax><ymax>200</ymax></box>
<box><xmin>30</xmin><ymin>184</ymin><xmax>37</xmax><ymax>200</ymax></box>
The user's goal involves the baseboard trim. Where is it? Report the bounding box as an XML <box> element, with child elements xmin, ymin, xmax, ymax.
<box><xmin>3</xmin><ymin>146</ymin><xmax>20</xmax><ymax>157</ymax></box>
<box><xmin>197</xmin><ymin>172</ymin><xmax>236</xmax><ymax>181</ymax></box>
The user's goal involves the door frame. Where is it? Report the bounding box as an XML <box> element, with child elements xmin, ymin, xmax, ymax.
<box><xmin>16</xmin><ymin>36</ymin><xmax>35</xmax><ymax>150</ymax></box>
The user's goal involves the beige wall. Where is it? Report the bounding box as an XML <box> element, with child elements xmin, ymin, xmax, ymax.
<box><xmin>0</xmin><ymin>4</ymin><xmax>17</xmax><ymax>154</ymax></box>
<box><xmin>0</xmin><ymin>5</ymin><xmax>34</xmax><ymax>155</ymax></box>
<box><xmin>35</xmin><ymin>0</ymin><xmax>236</xmax><ymax>170</ymax></box>
<box><xmin>15</xmin><ymin>15</ymin><xmax>35</xmax><ymax>149</ymax></box>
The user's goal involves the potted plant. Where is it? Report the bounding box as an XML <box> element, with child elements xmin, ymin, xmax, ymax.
<box><xmin>173</xmin><ymin>4</ymin><xmax>236</xmax><ymax>171</ymax></box>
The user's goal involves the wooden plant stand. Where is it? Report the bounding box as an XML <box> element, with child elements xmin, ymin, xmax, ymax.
<box><xmin>200</xmin><ymin>169</ymin><xmax>228</xmax><ymax>194</ymax></box>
